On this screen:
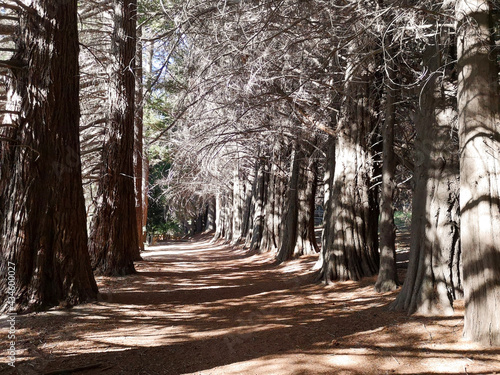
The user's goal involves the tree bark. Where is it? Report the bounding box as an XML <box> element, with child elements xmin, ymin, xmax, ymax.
<box><xmin>456</xmin><ymin>0</ymin><xmax>500</xmax><ymax>345</ymax></box>
<box><xmin>375</xmin><ymin>70</ymin><xmax>399</xmax><ymax>292</ymax></box>
<box><xmin>88</xmin><ymin>0</ymin><xmax>139</xmax><ymax>275</ymax></box>
<box><xmin>250</xmin><ymin>157</ymin><xmax>267</xmax><ymax>252</ymax></box>
<box><xmin>133</xmin><ymin>25</ymin><xmax>144</xmax><ymax>258</ymax></box>
<box><xmin>0</xmin><ymin>0</ymin><xmax>97</xmax><ymax>311</ymax></box>
<box><xmin>391</xmin><ymin>42</ymin><xmax>461</xmax><ymax>315</ymax></box>
<box><xmin>231</xmin><ymin>159</ymin><xmax>244</xmax><ymax>243</ymax></box>
<box><xmin>205</xmin><ymin>197</ymin><xmax>216</xmax><ymax>232</ymax></box>
<box><xmin>294</xmin><ymin>154</ymin><xmax>319</xmax><ymax>257</ymax></box>
<box><xmin>276</xmin><ymin>147</ymin><xmax>301</xmax><ymax>263</ymax></box>
<box><xmin>318</xmin><ymin>55</ymin><xmax>380</xmax><ymax>282</ymax></box>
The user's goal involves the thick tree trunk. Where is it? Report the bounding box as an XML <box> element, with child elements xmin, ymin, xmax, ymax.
<box><xmin>88</xmin><ymin>0</ymin><xmax>139</xmax><ymax>275</ymax></box>
<box><xmin>391</xmin><ymin>43</ymin><xmax>461</xmax><ymax>314</ymax></box>
<box><xmin>456</xmin><ymin>0</ymin><xmax>500</xmax><ymax>345</ymax></box>
<box><xmin>294</xmin><ymin>156</ymin><xmax>319</xmax><ymax>257</ymax></box>
<box><xmin>375</xmin><ymin>73</ymin><xmax>398</xmax><ymax>292</ymax></box>
<box><xmin>316</xmin><ymin>136</ymin><xmax>336</xmax><ymax>271</ymax></box>
<box><xmin>318</xmin><ymin>57</ymin><xmax>380</xmax><ymax>282</ymax></box>
<box><xmin>276</xmin><ymin>147</ymin><xmax>301</xmax><ymax>263</ymax></box>
<box><xmin>0</xmin><ymin>0</ymin><xmax>97</xmax><ymax>311</ymax></box>
<box><xmin>260</xmin><ymin>161</ymin><xmax>281</xmax><ymax>253</ymax></box>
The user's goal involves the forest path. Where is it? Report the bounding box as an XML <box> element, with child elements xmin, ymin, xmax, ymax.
<box><xmin>3</xmin><ymin>235</ymin><xmax>500</xmax><ymax>375</ymax></box>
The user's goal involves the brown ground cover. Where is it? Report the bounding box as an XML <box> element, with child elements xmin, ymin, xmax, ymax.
<box><xmin>1</xmin><ymin>234</ymin><xmax>500</xmax><ymax>375</ymax></box>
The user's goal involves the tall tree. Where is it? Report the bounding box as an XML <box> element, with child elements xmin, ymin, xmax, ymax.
<box><xmin>456</xmin><ymin>0</ymin><xmax>500</xmax><ymax>345</ymax></box>
<box><xmin>391</xmin><ymin>40</ymin><xmax>461</xmax><ymax>314</ymax></box>
<box><xmin>0</xmin><ymin>0</ymin><xmax>97</xmax><ymax>311</ymax></box>
<box><xmin>88</xmin><ymin>0</ymin><xmax>140</xmax><ymax>275</ymax></box>
<box><xmin>375</xmin><ymin>66</ymin><xmax>399</xmax><ymax>293</ymax></box>
<box><xmin>318</xmin><ymin>43</ymin><xmax>380</xmax><ymax>282</ymax></box>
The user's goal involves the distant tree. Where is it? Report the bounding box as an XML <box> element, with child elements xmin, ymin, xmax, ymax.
<box><xmin>0</xmin><ymin>0</ymin><xmax>97</xmax><ymax>311</ymax></box>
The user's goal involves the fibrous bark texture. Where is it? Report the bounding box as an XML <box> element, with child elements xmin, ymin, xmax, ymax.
<box><xmin>88</xmin><ymin>0</ymin><xmax>139</xmax><ymax>275</ymax></box>
<box><xmin>375</xmin><ymin>71</ymin><xmax>398</xmax><ymax>293</ymax></box>
<box><xmin>391</xmin><ymin>43</ymin><xmax>461</xmax><ymax>315</ymax></box>
<box><xmin>318</xmin><ymin>55</ymin><xmax>380</xmax><ymax>282</ymax></box>
<box><xmin>0</xmin><ymin>0</ymin><xmax>97</xmax><ymax>311</ymax></box>
<box><xmin>456</xmin><ymin>0</ymin><xmax>500</xmax><ymax>345</ymax></box>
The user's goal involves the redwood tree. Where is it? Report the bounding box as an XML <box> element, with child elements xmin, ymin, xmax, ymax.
<box><xmin>0</xmin><ymin>0</ymin><xmax>97</xmax><ymax>311</ymax></box>
<box><xmin>390</xmin><ymin>41</ymin><xmax>461</xmax><ymax>314</ymax></box>
<box><xmin>318</xmin><ymin>48</ymin><xmax>380</xmax><ymax>282</ymax></box>
<box><xmin>456</xmin><ymin>0</ymin><xmax>500</xmax><ymax>345</ymax></box>
<box><xmin>88</xmin><ymin>0</ymin><xmax>140</xmax><ymax>275</ymax></box>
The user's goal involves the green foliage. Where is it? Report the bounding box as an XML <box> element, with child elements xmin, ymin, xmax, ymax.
<box><xmin>394</xmin><ymin>211</ymin><xmax>412</xmax><ymax>229</ymax></box>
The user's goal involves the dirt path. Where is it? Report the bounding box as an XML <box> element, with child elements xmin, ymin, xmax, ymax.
<box><xmin>2</xmin><ymin>236</ymin><xmax>500</xmax><ymax>375</ymax></box>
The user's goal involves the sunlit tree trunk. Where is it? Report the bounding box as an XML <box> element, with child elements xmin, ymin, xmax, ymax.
<box><xmin>318</xmin><ymin>54</ymin><xmax>380</xmax><ymax>282</ymax></box>
<box><xmin>391</xmin><ymin>42</ymin><xmax>461</xmax><ymax>314</ymax></box>
<box><xmin>88</xmin><ymin>0</ymin><xmax>139</xmax><ymax>275</ymax></box>
<box><xmin>456</xmin><ymin>0</ymin><xmax>500</xmax><ymax>345</ymax></box>
<box><xmin>375</xmin><ymin>70</ymin><xmax>398</xmax><ymax>292</ymax></box>
<box><xmin>205</xmin><ymin>197</ymin><xmax>216</xmax><ymax>232</ymax></box>
<box><xmin>250</xmin><ymin>157</ymin><xmax>267</xmax><ymax>252</ymax></box>
<box><xmin>134</xmin><ymin>25</ymin><xmax>145</xmax><ymax>256</ymax></box>
<box><xmin>0</xmin><ymin>0</ymin><xmax>97</xmax><ymax>311</ymax></box>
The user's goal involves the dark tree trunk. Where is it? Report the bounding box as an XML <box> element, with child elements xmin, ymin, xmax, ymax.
<box><xmin>375</xmin><ymin>71</ymin><xmax>399</xmax><ymax>293</ymax></box>
<box><xmin>276</xmin><ymin>147</ymin><xmax>301</xmax><ymax>263</ymax></box>
<box><xmin>318</xmin><ymin>55</ymin><xmax>380</xmax><ymax>282</ymax></box>
<box><xmin>391</xmin><ymin>42</ymin><xmax>461</xmax><ymax>315</ymax></box>
<box><xmin>0</xmin><ymin>0</ymin><xmax>97</xmax><ymax>312</ymax></box>
<box><xmin>456</xmin><ymin>0</ymin><xmax>500</xmax><ymax>345</ymax></box>
<box><xmin>88</xmin><ymin>0</ymin><xmax>139</xmax><ymax>275</ymax></box>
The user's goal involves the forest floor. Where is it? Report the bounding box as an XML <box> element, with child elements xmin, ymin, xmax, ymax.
<box><xmin>2</xmin><ymin>231</ymin><xmax>500</xmax><ymax>375</ymax></box>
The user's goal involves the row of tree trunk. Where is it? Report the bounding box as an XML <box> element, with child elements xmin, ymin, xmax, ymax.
<box><xmin>0</xmin><ymin>0</ymin><xmax>144</xmax><ymax>311</ymax></box>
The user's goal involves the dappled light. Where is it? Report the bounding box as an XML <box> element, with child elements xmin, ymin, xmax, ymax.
<box><xmin>1</xmin><ymin>236</ymin><xmax>499</xmax><ymax>374</ymax></box>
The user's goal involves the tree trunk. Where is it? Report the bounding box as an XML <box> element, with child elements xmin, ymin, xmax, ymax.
<box><xmin>0</xmin><ymin>0</ymin><xmax>97</xmax><ymax>311</ymax></box>
<box><xmin>250</xmin><ymin>157</ymin><xmax>266</xmax><ymax>252</ymax></box>
<box><xmin>88</xmin><ymin>0</ymin><xmax>139</xmax><ymax>275</ymax></box>
<box><xmin>391</xmin><ymin>42</ymin><xmax>461</xmax><ymax>314</ymax></box>
<box><xmin>318</xmin><ymin>55</ymin><xmax>380</xmax><ymax>282</ymax></box>
<box><xmin>375</xmin><ymin>71</ymin><xmax>398</xmax><ymax>292</ymax></box>
<box><xmin>133</xmin><ymin>25</ymin><xmax>144</xmax><ymax>258</ymax></box>
<box><xmin>242</xmin><ymin>160</ymin><xmax>258</xmax><ymax>244</ymax></box>
<box><xmin>260</xmin><ymin>161</ymin><xmax>281</xmax><ymax>253</ymax></box>
<box><xmin>231</xmin><ymin>160</ymin><xmax>244</xmax><ymax>243</ymax></box>
<box><xmin>294</xmin><ymin>155</ymin><xmax>319</xmax><ymax>257</ymax></box>
<box><xmin>205</xmin><ymin>197</ymin><xmax>216</xmax><ymax>232</ymax></box>
<box><xmin>213</xmin><ymin>194</ymin><xmax>224</xmax><ymax>241</ymax></box>
<box><xmin>316</xmin><ymin>136</ymin><xmax>336</xmax><ymax>271</ymax></box>
<box><xmin>456</xmin><ymin>0</ymin><xmax>500</xmax><ymax>345</ymax></box>
<box><xmin>319</xmin><ymin>55</ymin><xmax>379</xmax><ymax>283</ymax></box>
<box><xmin>276</xmin><ymin>147</ymin><xmax>301</xmax><ymax>263</ymax></box>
